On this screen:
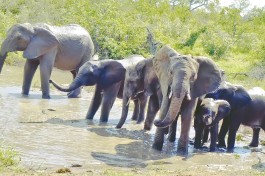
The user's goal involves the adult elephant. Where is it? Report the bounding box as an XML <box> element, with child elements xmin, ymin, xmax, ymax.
<box><xmin>152</xmin><ymin>46</ymin><xmax>222</xmax><ymax>155</ymax></box>
<box><xmin>116</xmin><ymin>58</ymin><xmax>162</xmax><ymax>130</ymax></box>
<box><xmin>50</xmin><ymin>55</ymin><xmax>144</xmax><ymax>122</ymax></box>
<box><xmin>0</xmin><ymin>23</ymin><xmax>94</xmax><ymax>99</ymax></box>
<box><xmin>206</xmin><ymin>83</ymin><xmax>265</xmax><ymax>152</ymax></box>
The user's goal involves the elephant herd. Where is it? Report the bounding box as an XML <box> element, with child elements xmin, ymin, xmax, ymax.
<box><xmin>0</xmin><ymin>23</ymin><xmax>264</xmax><ymax>156</ymax></box>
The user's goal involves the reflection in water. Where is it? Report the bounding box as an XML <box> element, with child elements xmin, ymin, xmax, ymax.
<box><xmin>0</xmin><ymin>66</ymin><xmax>264</xmax><ymax>173</ymax></box>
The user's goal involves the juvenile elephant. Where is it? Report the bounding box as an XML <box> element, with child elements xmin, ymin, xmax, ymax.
<box><xmin>194</xmin><ymin>98</ymin><xmax>231</xmax><ymax>152</ymax></box>
<box><xmin>0</xmin><ymin>23</ymin><xmax>94</xmax><ymax>99</ymax></box>
<box><xmin>152</xmin><ymin>45</ymin><xmax>222</xmax><ymax>155</ymax></box>
<box><xmin>116</xmin><ymin>58</ymin><xmax>162</xmax><ymax>130</ymax></box>
<box><xmin>206</xmin><ymin>83</ymin><xmax>265</xmax><ymax>152</ymax></box>
<box><xmin>50</xmin><ymin>55</ymin><xmax>144</xmax><ymax>122</ymax></box>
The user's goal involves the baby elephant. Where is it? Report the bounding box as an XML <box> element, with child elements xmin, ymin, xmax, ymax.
<box><xmin>194</xmin><ymin>98</ymin><xmax>231</xmax><ymax>152</ymax></box>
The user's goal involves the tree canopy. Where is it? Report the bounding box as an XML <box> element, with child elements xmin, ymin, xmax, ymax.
<box><xmin>0</xmin><ymin>0</ymin><xmax>264</xmax><ymax>61</ymax></box>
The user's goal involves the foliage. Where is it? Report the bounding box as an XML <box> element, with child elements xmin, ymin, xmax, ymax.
<box><xmin>0</xmin><ymin>0</ymin><xmax>265</xmax><ymax>86</ymax></box>
<box><xmin>0</xmin><ymin>146</ymin><xmax>19</xmax><ymax>169</ymax></box>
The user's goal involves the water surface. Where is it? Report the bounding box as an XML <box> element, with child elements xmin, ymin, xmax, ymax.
<box><xmin>0</xmin><ymin>65</ymin><xmax>264</xmax><ymax>175</ymax></box>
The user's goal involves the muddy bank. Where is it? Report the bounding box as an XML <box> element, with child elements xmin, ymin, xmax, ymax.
<box><xmin>0</xmin><ymin>65</ymin><xmax>264</xmax><ymax>175</ymax></box>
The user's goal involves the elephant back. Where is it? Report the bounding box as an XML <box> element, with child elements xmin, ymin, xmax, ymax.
<box><xmin>117</xmin><ymin>55</ymin><xmax>145</xmax><ymax>69</ymax></box>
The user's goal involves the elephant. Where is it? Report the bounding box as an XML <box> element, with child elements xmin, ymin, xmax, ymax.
<box><xmin>194</xmin><ymin>98</ymin><xmax>231</xmax><ymax>152</ymax></box>
<box><xmin>0</xmin><ymin>23</ymin><xmax>94</xmax><ymax>99</ymax></box>
<box><xmin>49</xmin><ymin>55</ymin><xmax>145</xmax><ymax>122</ymax></box>
<box><xmin>152</xmin><ymin>45</ymin><xmax>223</xmax><ymax>155</ymax></box>
<box><xmin>116</xmin><ymin>58</ymin><xmax>162</xmax><ymax>130</ymax></box>
<box><xmin>205</xmin><ymin>82</ymin><xmax>265</xmax><ymax>152</ymax></box>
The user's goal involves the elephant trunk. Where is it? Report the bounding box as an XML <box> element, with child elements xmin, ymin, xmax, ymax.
<box><xmin>0</xmin><ymin>38</ymin><xmax>11</xmax><ymax>73</ymax></box>
<box><xmin>49</xmin><ymin>79</ymin><xmax>82</xmax><ymax>92</ymax></box>
<box><xmin>154</xmin><ymin>75</ymin><xmax>188</xmax><ymax>128</ymax></box>
<box><xmin>154</xmin><ymin>92</ymin><xmax>185</xmax><ymax>128</ymax></box>
<box><xmin>116</xmin><ymin>95</ymin><xmax>130</xmax><ymax>128</ymax></box>
<box><xmin>0</xmin><ymin>53</ymin><xmax>7</xmax><ymax>73</ymax></box>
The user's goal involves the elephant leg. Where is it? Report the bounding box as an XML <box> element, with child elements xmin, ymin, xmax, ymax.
<box><xmin>137</xmin><ymin>96</ymin><xmax>148</xmax><ymax>124</ymax></box>
<box><xmin>131</xmin><ymin>100</ymin><xmax>139</xmax><ymax>121</ymax></box>
<box><xmin>144</xmin><ymin>95</ymin><xmax>159</xmax><ymax>130</ymax></box>
<box><xmin>203</xmin><ymin>128</ymin><xmax>210</xmax><ymax>144</ymax></box>
<box><xmin>67</xmin><ymin>70</ymin><xmax>82</xmax><ymax>98</ymax></box>
<box><xmin>100</xmin><ymin>82</ymin><xmax>121</xmax><ymax>122</ymax></box>
<box><xmin>86</xmin><ymin>86</ymin><xmax>102</xmax><ymax>119</ymax></box>
<box><xmin>209</xmin><ymin>125</ymin><xmax>219</xmax><ymax>152</ymax></box>
<box><xmin>217</xmin><ymin>117</ymin><xmax>230</xmax><ymax>148</ymax></box>
<box><xmin>152</xmin><ymin>96</ymin><xmax>170</xmax><ymax>151</ymax></box>
<box><xmin>194</xmin><ymin>122</ymin><xmax>204</xmax><ymax>149</ymax></box>
<box><xmin>39</xmin><ymin>51</ymin><xmax>57</xmax><ymax>99</ymax></box>
<box><xmin>177</xmin><ymin>99</ymin><xmax>198</xmax><ymax>155</ymax></box>
<box><xmin>227</xmin><ymin>121</ymin><xmax>241</xmax><ymax>152</ymax></box>
<box><xmin>249</xmin><ymin>128</ymin><xmax>260</xmax><ymax>147</ymax></box>
<box><xmin>22</xmin><ymin>59</ymin><xmax>40</xmax><ymax>96</ymax></box>
<box><xmin>168</xmin><ymin>116</ymin><xmax>178</xmax><ymax>142</ymax></box>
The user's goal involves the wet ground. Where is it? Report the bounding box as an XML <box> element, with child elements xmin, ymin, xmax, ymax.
<box><xmin>0</xmin><ymin>65</ymin><xmax>264</xmax><ymax>175</ymax></box>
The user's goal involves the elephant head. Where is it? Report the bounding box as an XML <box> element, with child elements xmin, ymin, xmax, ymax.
<box><xmin>153</xmin><ymin>46</ymin><xmax>222</xmax><ymax>128</ymax></box>
<box><xmin>50</xmin><ymin>59</ymin><xmax>126</xmax><ymax>92</ymax></box>
<box><xmin>205</xmin><ymin>82</ymin><xmax>251</xmax><ymax>110</ymax></box>
<box><xmin>0</xmin><ymin>23</ymin><xmax>58</xmax><ymax>73</ymax></box>
<box><xmin>199</xmin><ymin>98</ymin><xmax>231</xmax><ymax>126</ymax></box>
<box><xmin>124</xmin><ymin>60</ymin><xmax>147</xmax><ymax>100</ymax></box>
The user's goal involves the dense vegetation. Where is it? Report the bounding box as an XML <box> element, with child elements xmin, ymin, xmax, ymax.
<box><xmin>0</xmin><ymin>0</ymin><xmax>265</xmax><ymax>87</ymax></box>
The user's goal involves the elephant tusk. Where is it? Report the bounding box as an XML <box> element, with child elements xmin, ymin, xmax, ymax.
<box><xmin>186</xmin><ymin>93</ymin><xmax>191</xmax><ymax>100</ymax></box>
<box><xmin>168</xmin><ymin>89</ymin><xmax>173</xmax><ymax>99</ymax></box>
<box><xmin>135</xmin><ymin>90</ymin><xmax>145</xmax><ymax>97</ymax></box>
<box><xmin>126</xmin><ymin>97</ymin><xmax>131</xmax><ymax>106</ymax></box>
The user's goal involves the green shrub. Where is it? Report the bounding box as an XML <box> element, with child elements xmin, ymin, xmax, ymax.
<box><xmin>0</xmin><ymin>146</ymin><xmax>19</xmax><ymax>168</ymax></box>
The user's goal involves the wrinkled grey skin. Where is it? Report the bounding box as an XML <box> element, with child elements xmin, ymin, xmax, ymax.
<box><xmin>206</xmin><ymin>83</ymin><xmax>265</xmax><ymax>152</ymax></box>
<box><xmin>152</xmin><ymin>46</ymin><xmax>222</xmax><ymax>155</ymax></box>
<box><xmin>116</xmin><ymin>58</ymin><xmax>162</xmax><ymax>130</ymax></box>
<box><xmin>50</xmin><ymin>55</ymin><xmax>145</xmax><ymax>122</ymax></box>
<box><xmin>194</xmin><ymin>98</ymin><xmax>231</xmax><ymax>152</ymax></box>
<box><xmin>0</xmin><ymin>23</ymin><xmax>94</xmax><ymax>99</ymax></box>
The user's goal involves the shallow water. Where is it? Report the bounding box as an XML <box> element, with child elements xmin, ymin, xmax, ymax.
<box><xmin>0</xmin><ymin>65</ymin><xmax>264</xmax><ymax>174</ymax></box>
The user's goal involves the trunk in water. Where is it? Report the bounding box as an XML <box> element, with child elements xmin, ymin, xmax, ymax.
<box><xmin>49</xmin><ymin>79</ymin><xmax>82</xmax><ymax>92</ymax></box>
<box><xmin>116</xmin><ymin>96</ymin><xmax>130</xmax><ymax>128</ymax></box>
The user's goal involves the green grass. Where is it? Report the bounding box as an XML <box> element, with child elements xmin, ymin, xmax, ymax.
<box><xmin>0</xmin><ymin>146</ymin><xmax>20</xmax><ymax>172</ymax></box>
<box><xmin>216</xmin><ymin>58</ymin><xmax>265</xmax><ymax>89</ymax></box>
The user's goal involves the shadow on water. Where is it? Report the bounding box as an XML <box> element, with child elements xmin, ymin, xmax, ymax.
<box><xmin>88</xmin><ymin>127</ymin><xmax>173</xmax><ymax>168</ymax></box>
<box><xmin>252</xmin><ymin>157</ymin><xmax>265</xmax><ymax>172</ymax></box>
<box><xmin>9</xmin><ymin>93</ymin><xmax>66</xmax><ymax>100</ymax></box>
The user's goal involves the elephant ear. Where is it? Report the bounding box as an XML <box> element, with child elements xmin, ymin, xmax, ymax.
<box><xmin>231</xmin><ymin>86</ymin><xmax>251</xmax><ymax>110</ymax></box>
<box><xmin>99</xmin><ymin>61</ymin><xmax>126</xmax><ymax>88</ymax></box>
<box><xmin>23</xmin><ymin>27</ymin><xmax>58</xmax><ymax>59</ymax></box>
<box><xmin>192</xmin><ymin>57</ymin><xmax>222</xmax><ymax>98</ymax></box>
<box><xmin>153</xmin><ymin>45</ymin><xmax>179</xmax><ymax>96</ymax></box>
<box><xmin>135</xmin><ymin>60</ymin><xmax>146</xmax><ymax>78</ymax></box>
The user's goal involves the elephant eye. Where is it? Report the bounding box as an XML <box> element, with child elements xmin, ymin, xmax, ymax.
<box><xmin>17</xmin><ymin>35</ymin><xmax>22</xmax><ymax>40</ymax></box>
